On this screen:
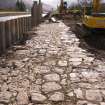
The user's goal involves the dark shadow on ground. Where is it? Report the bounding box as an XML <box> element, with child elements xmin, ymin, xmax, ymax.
<box><xmin>63</xmin><ymin>17</ymin><xmax>105</xmax><ymax>60</ymax></box>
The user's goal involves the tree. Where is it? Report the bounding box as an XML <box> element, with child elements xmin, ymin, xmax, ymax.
<box><xmin>16</xmin><ymin>0</ymin><xmax>26</xmax><ymax>11</ymax></box>
<box><xmin>16</xmin><ymin>0</ymin><xmax>20</xmax><ymax>10</ymax></box>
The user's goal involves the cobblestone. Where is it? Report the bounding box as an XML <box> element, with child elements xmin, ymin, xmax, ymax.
<box><xmin>67</xmin><ymin>91</ymin><xmax>74</xmax><ymax>97</ymax></box>
<box><xmin>0</xmin><ymin>21</ymin><xmax>104</xmax><ymax>105</ymax></box>
<box><xmin>58</xmin><ymin>60</ymin><xmax>68</xmax><ymax>67</ymax></box>
<box><xmin>77</xmin><ymin>100</ymin><xmax>88</xmax><ymax>105</ymax></box>
<box><xmin>42</xmin><ymin>82</ymin><xmax>62</xmax><ymax>93</ymax></box>
<box><xmin>17</xmin><ymin>90</ymin><xmax>29</xmax><ymax>105</ymax></box>
<box><xmin>53</xmin><ymin>67</ymin><xmax>65</xmax><ymax>74</ymax></box>
<box><xmin>31</xmin><ymin>93</ymin><xmax>47</xmax><ymax>103</ymax></box>
<box><xmin>74</xmin><ymin>88</ymin><xmax>84</xmax><ymax>99</ymax></box>
<box><xmin>34</xmin><ymin>66</ymin><xmax>50</xmax><ymax>74</ymax></box>
<box><xmin>100</xmin><ymin>102</ymin><xmax>105</xmax><ymax>105</ymax></box>
<box><xmin>1</xmin><ymin>83</ymin><xmax>8</xmax><ymax>92</ymax></box>
<box><xmin>43</xmin><ymin>73</ymin><xmax>60</xmax><ymax>82</ymax></box>
<box><xmin>49</xmin><ymin>92</ymin><xmax>64</xmax><ymax>101</ymax></box>
<box><xmin>86</xmin><ymin>90</ymin><xmax>102</xmax><ymax>102</ymax></box>
<box><xmin>0</xmin><ymin>91</ymin><xmax>12</xmax><ymax>104</ymax></box>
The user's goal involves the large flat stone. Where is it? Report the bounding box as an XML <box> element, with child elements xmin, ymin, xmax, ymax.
<box><xmin>67</xmin><ymin>92</ymin><xmax>74</xmax><ymax>97</ymax></box>
<box><xmin>82</xmin><ymin>72</ymin><xmax>99</xmax><ymax>82</ymax></box>
<box><xmin>0</xmin><ymin>91</ymin><xmax>12</xmax><ymax>104</ymax></box>
<box><xmin>42</xmin><ymin>82</ymin><xmax>62</xmax><ymax>93</ymax></box>
<box><xmin>74</xmin><ymin>88</ymin><xmax>84</xmax><ymax>99</ymax></box>
<box><xmin>38</xmin><ymin>49</ymin><xmax>46</xmax><ymax>55</ymax></box>
<box><xmin>34</xmin><ymin>66</ymin><xmax>50</xmax><ymax>74</ymax></box>
<box><xmin>77</xmin><ymin>100</ymin><xmax>88</xmax><ymax>105</ymax></box>
<box><xmin>17</xmin><ymin>90</ymin><xmax>29</xmax><ymax>105</ymax></box>
<box><xmin>31</xmin><ymin>93</ymin><xmax>47</xmax><ymax>103</ymax></box>
<box><xmin>78</xmin><ymin>83</ymin><xmax>92</xmax><ymax>89</ymax></box>
<box><xmin>71</xmin><ymin>61</ymin><xmax>81</xmax><ymax>66</ymax></box>
<box><xmin>70</xmin><ymin>73</ymin><xmax>80</xmax><ymax>82</ymax></box>
<box><xmin>100</xmin><ymin>102</ymin><xmax>105</xmax><ymax>105</ymax></box>
<box><xmin>0</xmin><ymin>68</ymin><xmax>10</xmax><ymax>75</ymax></box>
<box><xmin>82</xmin><ymin>72</ymin><xmax>99</xmax><ymax>79</ymax></box>
<box><xmin>58</xmin><ymin>60</ymin><xmax>68</xmax><ymax>67</ymax></box>
<box><xmin>43</xmin><ymin>73</ymin><xmax>60</xmax><ymax>82</ymax></box>
<box><xmin>16</xmin><ymin>50</ymin><xmax>30</xmax><ymax>55</ymax></box>
<box><xmin>77</xmin><ymin>101</ymin><xmax>97</xmax><ymax>105</ymax></box>
<box><xmin>1</xmin><ymin>83</ymin><xmax>8</xmax><ymax>92</ymax></box>
<box><xmin>84</xmin><ymin>57</ymin><xmax>94</xmax><ymax>63</ymax></box>
<box><xmin>86</xmin><ymin>90</ymin><xmax>102</xmax><ymax>102</ymax></box>
<box><xmin>49</xmin><ymin>92</ymin><xmax>64</xmax><ymax>101</ymax></box>
<box><xmin>53</xmin><ymin>67</ymin><xmax>65</xmax><ymax>74</ymax></box>
<box><xmin>69</xmin><ymin>58</ymin><xmax>82</xmax><ymax>62</ymax></box>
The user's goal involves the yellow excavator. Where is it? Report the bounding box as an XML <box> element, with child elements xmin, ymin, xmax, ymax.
<box><xmin>76</xmin><ymin>0</ymin><xmax>105</xmax><ymax>37</ymax></box>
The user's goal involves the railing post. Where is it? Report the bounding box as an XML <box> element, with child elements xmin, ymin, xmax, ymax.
<box><xmin>15</xmin><ymin>19</ymin><xmax>20</xmax><ymax>42</ymax></box>
<box><xmin>20</xmin><ymin>18</ymin><xmax>23</xmax><ymax>40</ymax></box>
<box><xmin>24</xmin><ymin>17</ymin><xmax>27</xmax><ymax>32</ymax></box>
<box><xmin>0</xmin><ymin>22</ymin><xmax>6</xmax><ymax>53</ymax></box>
<box><xmin>18</xmin><ymin>18</ymin><xmax>21</xmax><ymax>41</ymax></box>
<box><xmin>5</xmin><ymin>21</ymin><xmax>12</xmax><ymax>48</ymax></box>
<box><xmin>29</xmin><ymin>17</ymin><xmax>32</xmax><ymax>30</ymax></box>
<box><xmin>31</xmin><ymin>1</ymin><xmax>38</xmax><ymax>27</ymax></box>
<box><xmin>11</xmin><ymin>19</ymin><xmax>16</xmax><ymax>44</ymax></box>
<box><xmin>26</xmin><ymin>17</ymin><xmax>29</xmax><ymax>32</ymax></box>
<box><xmin>22</xmin><ymin>17</ymin><xmax>25</xmax><ymax>34</ymax></box>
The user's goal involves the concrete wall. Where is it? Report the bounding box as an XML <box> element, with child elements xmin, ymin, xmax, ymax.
<box><xmin>0</xmin><ymin>15</ymin><xmax>32</xmax><ymax>54</ymax></box>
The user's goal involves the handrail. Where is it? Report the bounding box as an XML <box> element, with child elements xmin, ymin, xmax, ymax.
<box><xmin>0</xmin><ymin>14</ymin><xmax>31</xmax><ymax>22</ymax></box>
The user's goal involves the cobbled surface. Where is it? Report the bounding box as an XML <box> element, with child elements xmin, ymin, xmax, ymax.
<box><xmin>0</xmin><ymin>21</ymin><xmax>105</xmax><ymax>105</ymax></box>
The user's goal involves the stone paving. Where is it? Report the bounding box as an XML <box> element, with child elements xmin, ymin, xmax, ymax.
<box><xmin>0</xmin><ymin>21</ymin><xmax>105</xmax><ymax>105</ymax></box>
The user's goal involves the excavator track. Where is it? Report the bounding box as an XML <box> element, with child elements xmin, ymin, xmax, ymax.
<box><xmin>75</xmin><ymin>23</ymin><xmax>91</xmax><ymax>38</ymax></box>
<box><xmin>75</xmin><ymin>23</ymin><xmax>105</xmax><ymax>50</ymax></box>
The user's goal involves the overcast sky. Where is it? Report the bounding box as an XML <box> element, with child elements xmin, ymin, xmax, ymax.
<box><xmin>42</xmin><ymin>0</ymin><xmax>78</xmax><ymax>8</ymax></box>
<box><xmin>33</xmin><ymin>0</ymin><xmax>105</xmax><ymax>8</ymax></box>
<box><xmin>34</xmin><ymin>0</ymin><xmax>78</xmax><ymax>8</ymax></box>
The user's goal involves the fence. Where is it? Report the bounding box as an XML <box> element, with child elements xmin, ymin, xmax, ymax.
<box><xmin>0</xmin><ymin>15</ymin><xmax>31</xmax><ymax>54</ymax></box>
<box><xmin>0</xmin><ymin>1</ymin><xmax>42</xmax><ymax>54</ymax></box>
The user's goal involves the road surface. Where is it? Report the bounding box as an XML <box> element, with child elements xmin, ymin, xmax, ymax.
<box><xmin>0</xmin><ymin>20</ymin><xmax>105</xmax><ymax>105</ymax></box>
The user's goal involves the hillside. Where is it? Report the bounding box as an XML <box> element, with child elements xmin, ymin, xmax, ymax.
<box><xmin>0</xmin><ymin>0</ymin><xmax>53</xmax><ymax>13</ymax></box>
<box><xmin>0</xmin><ymin>0</ymin><xmax>33</xmax><ymax>9</ymax></box>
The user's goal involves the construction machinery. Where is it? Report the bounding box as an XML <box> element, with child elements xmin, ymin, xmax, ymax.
<box><xmin>76</xmin><ymin>0</ymin><xmax>105</xmax><ymax>37</ymax></box>
<box><xmin>59</xmin><ymin>0</ymin><xmax>67</xmax><ymax>14</ymax></box>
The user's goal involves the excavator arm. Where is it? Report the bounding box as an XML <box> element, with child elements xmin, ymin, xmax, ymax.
<box><xmin>93</xmin><ymin>0</ymin><xmax>100</xmax><ymax>12</ymax></box>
